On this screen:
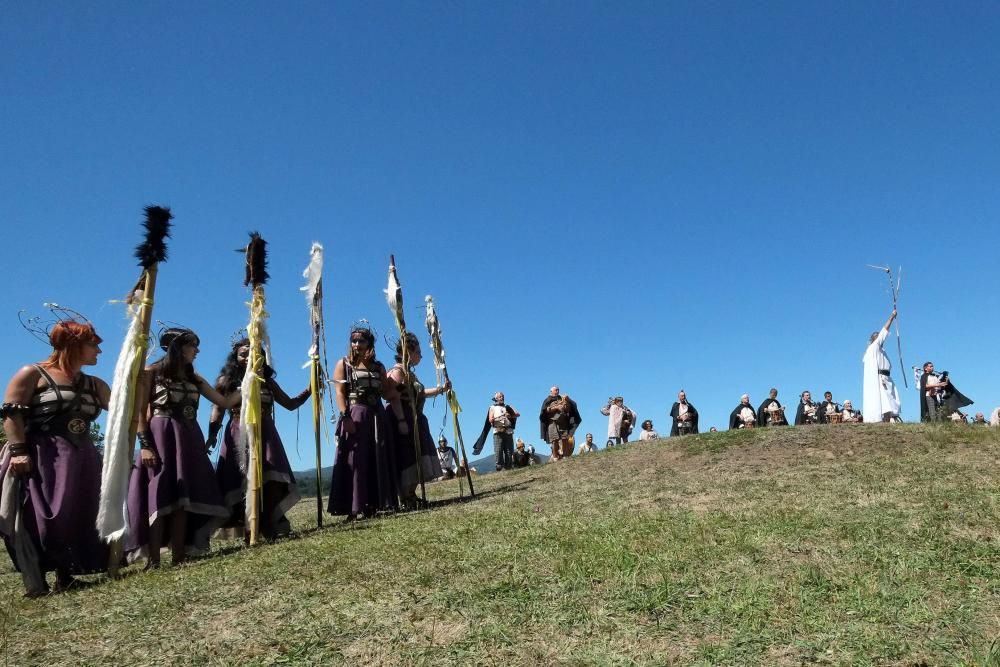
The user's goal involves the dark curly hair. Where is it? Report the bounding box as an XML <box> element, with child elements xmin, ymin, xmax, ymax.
<box><xmin>216</xmin><ymin>337</ymin><xmax>250</xmax><ymax>394</ymax></box>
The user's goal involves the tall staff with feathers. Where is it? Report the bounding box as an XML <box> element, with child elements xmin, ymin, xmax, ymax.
<box><xmin>425</xmin><ymin>295</ymin><xmax>475</xmax><ymax>498</ymax></box>
<box><xmin>301</xmin><ymin>242</ymin><xmax>327</xmax><ymax>528</ymax></box>
<box><xmin>98</xmin><ymin>206</ymin><xmax>172</xmax><ymax>571</ymax></box>
<box><xmin>867</xmin><ymin>264</ymin><xmax>907</xmax><ymax>387</ymax></box>
<box><xmin>385</xmin><ymin>255</ymin><xmax>427</xmax><ymax>505</ymax></box>
<box><xmin>240</xmin><ymin>233</ymin><xmax>270</xmax><ymax>545</ymax></box>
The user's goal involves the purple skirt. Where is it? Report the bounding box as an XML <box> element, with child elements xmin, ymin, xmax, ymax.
<box><xmin>328</xmin><ymin>402</ymin><xmax>399</xmax><ymax>516</ymax></box>
<box><xmin>125</xmin><ymin>415</ymin><xmax>228</xmax><ymax>555</ymax></box>
<box><xmin>0</xmin><ymin>433</ymin><xmax>108</xmax><ymax>581</ymax></box>
<box><xmin>389</xmin><ymin>413</ymin><xmax>444</xmax><ymax>496</ymax></box>
<box><xmin>215</xmin><ymin>414</ymin><xmax>301</xmax><ymax>535</ymax></box>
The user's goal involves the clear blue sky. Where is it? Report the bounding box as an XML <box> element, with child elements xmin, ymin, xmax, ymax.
<box><xmin>2</xmin><ymin>2</ymin><xmax>998</xmax><ymax>468</ymax></box>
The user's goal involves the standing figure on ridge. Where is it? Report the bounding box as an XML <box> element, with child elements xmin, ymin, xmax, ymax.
<box><xmin>862</xmin><ymin>309</ymin><xmax>902</xmax><ymax>422</ymax></box>
<box><xmin>818</xmin><ymin>391</ymin><xmax>842</xmax><ymax>424</ymax></box>
<box><xmin>757</xmin><ymin>388</ymin><xmax>787</xmax><ymax>426</ymax></box>
<box><xmin>669</xmin><ymin>390</ymin><xmax>699</xmax><ymax>436</ymax></box>
<box><xmin>386</xmin><ymin>333</ymin><xmax>447</xmax><ymax>508</ymax></box>
<box><xmin>472</xmin><ymin>391</ymin><xmax>520</xmax><ymax>471</ymax></box>
<box><xmin>728</xmin><ymin>394</ymin><xmax>757</xmax><ymax>430</ymax></box>
<box><xmin>601</xmin><ymin>395</ymin><xmax>636</xmax><ymax>446</ymax></box>
<box><xmin>794</xmin><ymin>390</ymin><xmax>820</xmax><ymax>425</ymax></box>
<box><xmin>210</xmin><ymin>337</ymin><xmax>310</xmax><ymax>541</ymax></box>
<box><xmin>539</xmin><ymin>386</ymin><xmax>581</xmax><ymax>461</ymax></box>
<box><xmin>328</xmin><ymin>324</ymin><xmax>403</xmax><ymax>520</ymax></box>
<box><xmin>1</xmin><ymin>318</ymin><xmax>111</xmax><ymax>596</ymax></box>
<box><xmin>126</xmin><ymin>328</ymin><xmax>239</xmax><ymax>568</ymax></box>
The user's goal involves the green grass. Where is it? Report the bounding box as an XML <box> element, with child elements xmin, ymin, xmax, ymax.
<box><xmin>2</xmin><ymin>423</ymin><xmax>999</xmax><ymax>665</ymax></box>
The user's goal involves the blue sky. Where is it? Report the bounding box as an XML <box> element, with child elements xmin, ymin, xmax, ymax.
<box><xmin>2</xmin><ymin>2</ymin><xmax>998</xmax><ymax>468</ymax></box>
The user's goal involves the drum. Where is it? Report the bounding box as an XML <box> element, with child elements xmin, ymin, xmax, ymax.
<box><xmin>826</xmin><ymin>413</ymin><xmax>843</xmax><ymax>424</ymax></box>
<box><xmin>766</xmin><ymin>409</ymin><xmax>786</xmax><ymax>426</ymax></box>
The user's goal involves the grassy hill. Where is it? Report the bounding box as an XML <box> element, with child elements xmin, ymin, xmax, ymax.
<box><xmin>2</xmin><ymin>423</ymin><xmax>999</xmax><ymax>665</ymax></box>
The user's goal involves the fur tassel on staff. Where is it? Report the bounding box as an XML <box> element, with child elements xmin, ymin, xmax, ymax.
<box><xmin>301</xmin><ymin>242</ymin><xmax>327</xmax><ymax>528</ymax></box>
<box><xmin>239</xmin><ymin>232</ymin><xmax>271</xmax><ymax>545</ymax></box>
<box><xmin>98</xmin><ymin>206</ymin><xmax>172</xmax><ymax>572</ymax></box>
<box><xmin>425</xmin><ymin>295</ymin><xmax>475</xmax><ymax>499</ymax></box>
<box><xmin>385</xmin><ymin>255</ymin><xmax>427</xmax><ymax>505</ymax></box>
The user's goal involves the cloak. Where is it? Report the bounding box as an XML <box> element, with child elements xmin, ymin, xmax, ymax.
<box><xmin>669</xmin><ymin>401</ymin><xmax>699</xmax><ymax>436</ymax></box>
<box><xmin>756</xmin><ymin>398</ymin><xmax>787</xmax><ymax>426</ymax></box>
<box><xmin>729</xmin><ymin>403</ymin><xmax>757</xmax><ymax>430</ymax></box>
<box><xmin>794</xmin><ymin>400</ymin><xmax>819</xmax><ymax>425</ymax></box>
<box><xmin>472</xmin><ymin>404</ymin><xmax>519</xmax><ymax>455</ymax></box>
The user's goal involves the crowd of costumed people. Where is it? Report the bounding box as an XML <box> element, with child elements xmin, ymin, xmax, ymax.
<box><xmin>0</xmin><ymin>206</ymin><xmax>992</xmax><ymax>599</ymax></box>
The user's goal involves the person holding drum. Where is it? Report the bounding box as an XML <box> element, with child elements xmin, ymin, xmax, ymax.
<box><xmin>728</xmin><ymin>394</ymin><xmax>758</xmax><ymax>430</ymax></box>
<box><xmin>794</xmin><ymin>391</ymin><xmax>820</xmax><ymax>425</ymax></box>
<box><xmin>757</xmin><ymin>388</ymin><xmax>788</xmax><ymax>426</ymax></box>
<box><xmin>818</xmin><ymin>391</ymin><xmax>842</xmax><ymax>423</ymax></box>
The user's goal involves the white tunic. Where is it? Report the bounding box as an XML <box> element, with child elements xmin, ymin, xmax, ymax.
<box><xmin>862</xmin><ymin>327</ymin><xmax>901</xmax><ymax>420</ymax></box>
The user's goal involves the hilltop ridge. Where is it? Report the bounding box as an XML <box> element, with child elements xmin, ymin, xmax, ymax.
<box><xmin>3</xmin><ymin>423</ymin><xmax>999</xmax><ymax>665</ymax></box>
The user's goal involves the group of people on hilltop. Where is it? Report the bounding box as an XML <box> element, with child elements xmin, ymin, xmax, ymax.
<box><xmin>2</xmin><ymin>300</ymin><xmax>994</xmax><ymax>599</ymax></box>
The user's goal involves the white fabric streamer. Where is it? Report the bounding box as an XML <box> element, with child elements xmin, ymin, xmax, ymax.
<box><xmin>96</xmin><ymin>297</ymin><xmax>146</xmax><ymax>542</ymax></box>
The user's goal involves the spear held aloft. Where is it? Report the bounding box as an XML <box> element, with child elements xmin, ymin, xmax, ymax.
<box><xmin>385</xmin><ymin>255</ymin><xmax>427</xmax><ymax>505</ymax></box>
<box><xmin>867</xmin><ymin>263</ymin><xmax>906</xmax><ymax>388</ymax></box>
<box><xmin>301</xmin><ymin>242</ymin><xmax>326</xmax><ymax>528</ymax></box>
<box><xmin>240</xmin><ymin>232</ymin><xmax>270</xmax><ymax>545</ymax></box>
<box><xmin>425</xmin><ymin>295</ymin><xmax>475</xmax><ymax>498</ymax></box>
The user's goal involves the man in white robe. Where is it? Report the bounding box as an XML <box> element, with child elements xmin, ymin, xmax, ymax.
<box><xmin>863</xmin><ymin>309</ymin><xmax>901</xmax><ymax>422</ymax></box>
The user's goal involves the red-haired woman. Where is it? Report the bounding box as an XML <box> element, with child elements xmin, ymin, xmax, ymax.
<box><xmin>0</xmin><ymin>321</ymin><xmax>110</xmax><ymax>596</ymax></box>
<box><xmin>125</xmin><ymin>328</ymin><xmax>239</xmax><ymax>568</ymax></box>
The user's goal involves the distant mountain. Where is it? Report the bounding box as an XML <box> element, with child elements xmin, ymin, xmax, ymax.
<box><xmin>293</xmin><ymin>451</ymin><xmax>549</xmax><ymax>492</ymax></box>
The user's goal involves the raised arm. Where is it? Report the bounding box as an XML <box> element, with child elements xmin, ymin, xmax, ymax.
<box><xmin>268</xmin><ymin>378</ymin><xmax>311</xmax><ymax>411</ymax></box>
<box><xmin>197</xmin><ymin>374</ymin><xmax>241</xmax><ymax>409</ymax></box>
<box><xmin>883</xmin><ymin>309</ymin><xmax>897</xmax><ymax>332</ymax></box>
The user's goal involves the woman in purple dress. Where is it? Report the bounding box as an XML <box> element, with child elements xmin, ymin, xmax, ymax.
<box><xmin>0</xmin><ymin>320</ymin><xmax>110</xmax><ymax>596</ymax></box>
<box><xmin>328</xmin><ymin>324</ymin><xmax>404</xmax><ymax>520</ymax></box>
<box><xmin>385</xmin><ymin>333</ymin><xmax>448</xmax><ymax>509</ymax></box>
<box><xmin>209</xmin><ymin>338</ymin><xmax>310</xmax><ymax>540</ymax></box>
<box><xmin>125</xmin><ymin>328</ymin><xmax>239</xmax><ymax>568</ymax></box>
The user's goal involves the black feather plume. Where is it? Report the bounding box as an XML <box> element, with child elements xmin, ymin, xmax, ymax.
<box><xmin>135</xmin><ymin>206</ymin><xmax>173</xmax><ymax>268</ymax></box>
<box><xmin>244</xmin><ymin>232</ymin><xmax>269</xmax><ymax>286</ymax></box>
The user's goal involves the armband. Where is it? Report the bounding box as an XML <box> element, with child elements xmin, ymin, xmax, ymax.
<box><xmin>7</xmin><ymin>442</ymin><xmax>29</xmax><ymax>457</ymax></box>
<box><xmin>137</xmin><ymin>431</ymin><xmax>156</xmax><ymax>452</ymax></box>
<box><xmin>0</xmin><ymin>402</ymin><xmax>30</xmax><ymax>420</ymax></box>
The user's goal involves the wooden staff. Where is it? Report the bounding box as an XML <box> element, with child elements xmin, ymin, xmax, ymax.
<box><xmin>100</xmin><ymin>205</ymin><xmax>172</xmax><ymax>576</ymax></box>
<box><xmin>424</xmin><ymin>295</ymin><xmax>475</xmax><ymax>498</ymax></box>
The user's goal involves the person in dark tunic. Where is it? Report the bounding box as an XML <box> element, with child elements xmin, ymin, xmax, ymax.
<box><xmin>817</xmin><ymin>391</ymin><xmax>841</xmax><ymax>423</ymax></box>
<box><xmin>1</xmin><ymin>320</ymin><xmax>110</xmax><ymax>596</ymax></box>
<box><xmin>126</xmin><ymin>328</ymin><xmax>239</xmax><ymax>568</ymax></box>
<box><xmin>757</xmin><ymin>388</ymin><xmax>787</xmax><ymax>426</ymax></box>
<box><xmin>728</xmin><ymin>394</ymin><xmax>757</xmax><ymax>430</ymax></box>
<box><xmin>385</xmin><ymin>333</ymin><xmax>448</xmax><ymax>508</ymax></box>
<box><xmin>794</xmin><ymin>391</ymin><xmax>820</xmax><ymax>425</ymax></box>
<box><xmin>209</xmin><ymin>338</ymin><xmax>310</xmax><ymax>540</ymax></box>
<box><xmin>669</xmin><ymin>390</ymin><xmax>699</xmax><ymax>436</ymax></box>
<box><xmin>328</xmin><ymin>324</ymin><xmax>404</xmax><ymax>520</ymax></box>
